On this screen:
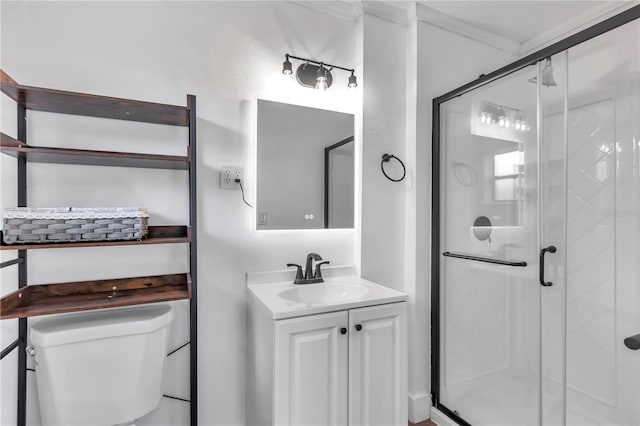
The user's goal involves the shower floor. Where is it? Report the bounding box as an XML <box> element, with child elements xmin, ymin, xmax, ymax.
<box><xmin>445</xmin><ymin>378</ymin><xmax>538</xmax><ymax>426</ymax></box>
<box><xmin>442</xmin><ymin>377</ymin><xmax>619</xmax><ymax>426</ymax></box>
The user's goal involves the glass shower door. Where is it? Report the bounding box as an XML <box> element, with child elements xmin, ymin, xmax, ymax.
<box><xmin>438</xmin><ymin>62</ymin><xmax>548</xmax><ymax>425</ymax></box>
<box><xmin>562</xmin><ymin>18</ymin><xmax>640</xmax><ymax>426</ymax></box>
<box><xmin>436</xmin><ymin>15</ymin><xmax>640</xmax><ymax>426</ymax></box>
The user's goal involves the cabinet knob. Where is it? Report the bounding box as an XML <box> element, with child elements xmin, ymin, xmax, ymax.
<box><xmin>355</xmin><ymin>324</ymin><xmax>362</xmax><ymax>331</ymax></box>
<box><xmin>340</xmin><ymin>327</ymin><xmax>347</xmax><ymax>335</ymax></box>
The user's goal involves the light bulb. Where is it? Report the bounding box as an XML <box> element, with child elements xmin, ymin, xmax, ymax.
<box><xmin>316</xmin><ymin>64</ymin><xmax>329</xmax><ymax>90</ymax></box>
<box><xmin>282</xmin><ymin>56</ymin><xmax>293</xmax><ymax>75</ymax></box>
<box><xmin>499</xmin><ymin>117</ymin><xmax>505</xmax><ymax>127</ymax></box>
<box><xmin>504</xmin><ymin>118</ymin><xmax>511</xmax><ymax>127</ymax></box>
<box><xmin>480</xmin><ymin>114</ymin><xmax>487</xmax><ymax>123</ymax></box>
<box><xmin>348</xmin><ymin>72</ymin><xmax>357</xmax><ymax>88</ymax></box>
<box><xmin>515</xmin><ymin>120</ymin><xmax>522</xmax><ymax>130</ymax></box>
<box><xmin>315</xmin><ymin>76</ymin><xmax>328</xmax><ymax>90</ymax></box>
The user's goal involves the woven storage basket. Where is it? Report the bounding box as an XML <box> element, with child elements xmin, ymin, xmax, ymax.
<box><xmin>2</xmin><ymin>207</ymin><xmax>149</xmax><ymax>245</ymax></box>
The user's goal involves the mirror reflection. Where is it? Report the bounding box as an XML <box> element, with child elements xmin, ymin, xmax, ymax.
<box><xmin>256</xmin><ymin>100</ymin><xmax>355</xmax><ymax>230</ymax></box>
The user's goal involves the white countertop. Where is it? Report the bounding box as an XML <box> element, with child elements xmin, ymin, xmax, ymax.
<box><xmin>247</xmin><ymin>267</ymin><xmax>407</xmax><ymax>320</ymax></box>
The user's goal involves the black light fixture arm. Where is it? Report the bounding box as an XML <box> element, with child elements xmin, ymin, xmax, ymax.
<box><xmin>285</xmin><ymin>54</ymin><xmax>355</xmax><ymax>74</ymax></box>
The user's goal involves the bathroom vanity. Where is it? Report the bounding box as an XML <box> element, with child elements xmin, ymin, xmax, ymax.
<box><xmin>246</xmin><ymin>268</ymin><xmax>408</xmax><ymax>426</ymax></box>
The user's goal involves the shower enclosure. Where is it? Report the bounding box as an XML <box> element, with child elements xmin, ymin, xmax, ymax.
<box><xmin>431</xmin><ymin>7</ymin><xmax>640</xmax><ymax>426</ymax></box>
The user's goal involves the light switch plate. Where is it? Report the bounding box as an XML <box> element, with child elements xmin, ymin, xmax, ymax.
<box><xmin>257</xmin><ymin>211</ymin><xmax>268</xmax><ymax>225</ymax></box>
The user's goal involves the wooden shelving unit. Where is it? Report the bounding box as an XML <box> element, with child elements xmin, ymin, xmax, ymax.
<box><xmin>0</xmin><ymin>69</ymin><xmax>198</xmax><ymax>425</ymax></box>
<box><xmin>1</xmin><ymin>132</ymin><xmax>190</xmax><ymax>170</ymax></box>
<box><xmin>0</xmin><ymin>225</ymin><xmax>190</xmax><ymax>251</ymax></box>
<box><xmin>0</xmin><ymin>273</ymin><xmax>192</xmax><ymax>320</ymax></box>
<box><xmin>0</xmin><ymin>81</ymin><xmax>189</xmax><ymax>126</ymax></box>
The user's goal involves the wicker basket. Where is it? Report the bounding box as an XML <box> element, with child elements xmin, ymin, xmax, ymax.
<box><xmin>2</xmin><ymin>207</ymin><xmax>149</xmax><ymax>245</ymax></box>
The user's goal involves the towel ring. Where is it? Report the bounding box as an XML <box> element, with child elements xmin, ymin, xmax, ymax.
<box><xmin>381</xmin><ymin>153</ymin><xmax>406</xmax><ymax>182</ymax></box>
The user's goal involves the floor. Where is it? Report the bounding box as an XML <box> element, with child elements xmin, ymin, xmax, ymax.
<box><xmin>410</xmin><ymin>421</ymin><xmax>437</xmax><ymax>426</ymax></box>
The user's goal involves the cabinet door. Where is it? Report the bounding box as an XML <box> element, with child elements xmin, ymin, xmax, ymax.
<box><xmin>349</xmin><ymin>302</ymin><xmax>407</xmax><ymax>426</ymax></box>
<box><xmin>274</xmin><ymin>310</ymin><xmax>349</xmax><ymax>426</ymax></box>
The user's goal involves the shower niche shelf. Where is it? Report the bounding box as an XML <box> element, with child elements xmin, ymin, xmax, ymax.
<box><xmin>0</xmin><ymin>273</ymin><xmax>192</xmax><ymax>320</ymax></box>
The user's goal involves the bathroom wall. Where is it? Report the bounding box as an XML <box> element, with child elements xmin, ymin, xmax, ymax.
<box><xmin>358</xmin><ymin>4</ymin><xmax>517</xmax><ymax>420</ymax></box>
<box><xmin>0</xmin><ymin>2</ymin><xmax>358</xmax><ymax>425</ymax></box>
<box><xmin>360</xmin><ymin>11</ymin><xmax>407</xmax><ymax>293</ymax></box>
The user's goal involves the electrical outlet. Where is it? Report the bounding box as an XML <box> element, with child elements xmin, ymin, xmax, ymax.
<box><xmin>219</xmin><ymin>166</ymin><xmax>243</xmax><ymax>189</ymax></box>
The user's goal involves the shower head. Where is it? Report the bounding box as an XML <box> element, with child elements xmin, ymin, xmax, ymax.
<box><xmin>528</xmin><ymin>58</ymin><xmax>558</xmax><ymax>87</ymax></box>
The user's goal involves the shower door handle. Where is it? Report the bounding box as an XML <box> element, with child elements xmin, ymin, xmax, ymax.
<box><xmin>624</xmin><ymin>334</ymin><xmax>640</xmax><ymax>350</ymax></box>
<box><xmin>539</xmin><ymin>245</ymin><xmax>557</xmax><ymax>287</ymax></box>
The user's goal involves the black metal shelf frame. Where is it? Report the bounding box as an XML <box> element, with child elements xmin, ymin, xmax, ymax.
<box><xmin>0</xmin><ymin>90</ymin><xmax>198</xmax><ymax>426</ymax></box>
<box><xmin>430</xmin><ymin>6</ymin><xmax>640</xmax><ymax>426</ymax></box>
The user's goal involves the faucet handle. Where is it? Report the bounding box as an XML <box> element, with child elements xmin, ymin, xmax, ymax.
<box><xmin>314</xmin><ymin>261</ymin><xmax>330</xmax><ymax>280</ymax></box>
<box><xmin>287</xmin><ymin>263</ymin><xmax>304</xmax><ymax>281</ymax></box>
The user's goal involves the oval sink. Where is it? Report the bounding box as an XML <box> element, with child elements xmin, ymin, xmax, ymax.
<box><xmin>279</xmin><ymin>283</ymin><xmax>370</xmax><ymax>305</ymax></box>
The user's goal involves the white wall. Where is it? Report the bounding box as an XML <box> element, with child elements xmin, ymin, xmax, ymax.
<box><xmin>355</xmin><ymin>3</ymin><xmax>517</xmax><ymax>421</ymax></box>
<box><xmin>360</xmin><ymin>12</ymin><xmax>407</xmax><ymax>293</ymax></box>
<box><xmin>0</xmin><ymin>2</ymin><xmax>358</xmax><ymax>425</ymax></box>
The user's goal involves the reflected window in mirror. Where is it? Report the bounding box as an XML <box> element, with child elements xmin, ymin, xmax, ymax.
<box><xmin>256</xmin><ymin>100</ymin><xmax>355</xmax><ymax>230</ymax></box>
<box><xmin>493</xmin><ymin>150</ymin><xmax>524</xmax><ymax>201</ymax></box>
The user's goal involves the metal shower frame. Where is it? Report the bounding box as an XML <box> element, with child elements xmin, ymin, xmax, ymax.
<box><xmin>430</xmin><ymin>5</ymin><xmax>640</xmax><ymax>425</ymax></box>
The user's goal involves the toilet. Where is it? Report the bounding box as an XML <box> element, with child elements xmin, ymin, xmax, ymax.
<box><xmin>29</xmin><ymin>304</ymin><xmax>174</xmax><ymax>426</ymax></box>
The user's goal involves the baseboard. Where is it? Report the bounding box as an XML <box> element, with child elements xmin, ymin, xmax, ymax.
<box><xmin>408</xmin><ymin>392</ymin><xmax>431</xmax><ymax>423</ymax></box>
<box><xmin>430</xmin><ymin>406</ymin><xmax>459</xmax><ymax>426</ymax></box>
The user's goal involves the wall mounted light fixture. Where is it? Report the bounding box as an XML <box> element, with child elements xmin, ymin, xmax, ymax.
<box><xmin>479</xmin><ymin>101</ymin><xmax>530</xmax><ymax>132</ymax></box>
<box><xmin>282</xmin><ymin>54</ymin><xmax>357</xmax><ymax>90</ymax></box>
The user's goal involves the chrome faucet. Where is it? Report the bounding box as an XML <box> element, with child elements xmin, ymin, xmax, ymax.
<box><xmin>287</xmin><ymin>252</ymin><xmax>330</xmax><ymax>284</ymax></box>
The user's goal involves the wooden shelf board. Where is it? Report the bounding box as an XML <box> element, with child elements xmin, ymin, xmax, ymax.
<box><xmin>0</xmin><ymin>132</ymin><xmax>189</xmax><ymax>170</ymax></box>
<box><xmin>0</xmin><ymin>273</ymin><xmax>191</xmax><ymax>319</ymax></box>
<box><xmin>0</xmin><ymin>225</ymin><xmax>190</xmax><ymax>250</ymax></box>
<box><xmin>0</xmin><ymin>82</ymin><xmax>189</xmax><ymax>127</ymax></box>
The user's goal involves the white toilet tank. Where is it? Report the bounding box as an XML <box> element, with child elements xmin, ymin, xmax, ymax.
<box><xmin>30</xmin><ymin>304</ymin><xmax>174</xmax><ymax>426</ymax></box>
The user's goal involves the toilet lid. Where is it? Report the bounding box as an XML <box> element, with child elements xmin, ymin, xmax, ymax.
<box><xmin>30</xmin><ymin>304</ymin><xmax>173</xmax><ymax>348</ymax></box>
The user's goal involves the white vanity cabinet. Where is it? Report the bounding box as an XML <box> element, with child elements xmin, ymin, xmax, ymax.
<box><xmin>247</xmin><ymin>288</ymin><xmax>407</xmax><ymax>426</ymax></box>
<box><xmin>274</xmin><ymin>310</ymin><xmax>349</xmax><ymax>426</ymax></box>
<box><xmin>348</xmin><ymin>303</ymin><xmax>407</xmax><ymax>426</ymax></box>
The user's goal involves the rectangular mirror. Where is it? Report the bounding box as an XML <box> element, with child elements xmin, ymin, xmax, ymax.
<box><xmin>256</xmin><ymin>100</ymin><xmax>355</xmax><ymax>230</ymax></box>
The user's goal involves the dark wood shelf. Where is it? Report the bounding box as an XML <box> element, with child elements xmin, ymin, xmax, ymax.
<box><xmin>0</xmin><ymin>132</ymin><xmax>189</xmax><ymax>170</ymax></box>
<box><xmin>0</xmin><ymin>225</ymin><xmax>190</xmax><ymax>250</ymax></box>
<box><xmin>0</xmin><ymin>82</ymin><xmax>189</xmax><ymax>127</ymax></box>
<box><xmin>0</xmin><ymin>273</ymin><xmax>192</xmax><ymax>319</ymax></box>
